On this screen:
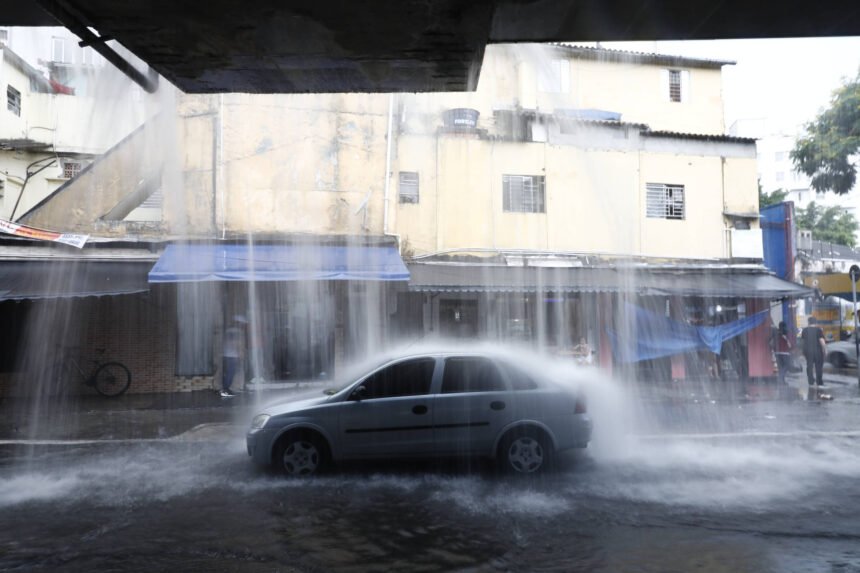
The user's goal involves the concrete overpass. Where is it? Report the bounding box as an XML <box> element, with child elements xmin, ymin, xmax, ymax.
<box><xmin>2</xmin><ymin>0</ymin><xmax>859</xmax><ymax>93</ymax></box>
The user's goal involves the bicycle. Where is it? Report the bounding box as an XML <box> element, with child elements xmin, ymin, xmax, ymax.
<box><xmin>58</xmin><ymin>348</ymin><xmax>132</xmax><ymax>397</ymax></box>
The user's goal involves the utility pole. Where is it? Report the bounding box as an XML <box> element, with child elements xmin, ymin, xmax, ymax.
<box><xmin>850</xmin><ymin>265</ymin><xmax>860</xmax><ymax>387</ymax></box>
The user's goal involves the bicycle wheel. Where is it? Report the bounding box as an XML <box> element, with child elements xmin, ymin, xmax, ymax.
<box><xmin>93</xmin><ymin>362</ymin><xmax>131</xmax><ymax>397</ymax></box>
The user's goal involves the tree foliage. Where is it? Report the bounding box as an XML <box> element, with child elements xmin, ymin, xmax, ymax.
<box><xmin>759</xmin><ymin>187</ymin><xmax>788</xmax><ymax>209</ymax></box>
<box><xmin>795</xmin><ymin>201</ymin><xmax>859</xmax><ymax>248</ymax></box>
<box><xmin>791</xmin><ymin>73</ymin><xmax>860</xmax><ymax>195</ymax></box>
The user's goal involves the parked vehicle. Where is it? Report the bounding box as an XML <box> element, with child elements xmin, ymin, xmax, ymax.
<box><xmin>826</xmin><ymin>334</ymin><xmax>859</xmax><ymax>368</ymax></box>
<box><xmin>246</xmin><ymin>350</ymin><xmax>592</xmax><ymax>476</ymax></box>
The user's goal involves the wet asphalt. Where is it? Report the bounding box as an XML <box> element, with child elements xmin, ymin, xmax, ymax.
<box><xmin>1</xmin><ymin>372</ymin><xmax>859</xmax><ymax>572</ymax></box>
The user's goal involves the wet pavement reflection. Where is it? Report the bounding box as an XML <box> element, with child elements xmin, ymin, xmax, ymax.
<box><xmin>2</xmin><ymin>417</ymin><xmax>860</xmax><ymax>572</ymax></box>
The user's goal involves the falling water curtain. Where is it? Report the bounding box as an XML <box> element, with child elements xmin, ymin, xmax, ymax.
<box><xmin>607</xmin><ymin>303</ymin><xmax>769</xmax><ymax>363</ymax></box>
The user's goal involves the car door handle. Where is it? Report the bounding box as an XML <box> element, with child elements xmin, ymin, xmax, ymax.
<box><xmin>412</xmin><ymin>405</ymin><xmax>428</xmax><ymax>415</ymax></box>
<box><xmin>490</xmin><ymin>401</ymin><xmax>506</xmax><ymax>411</ymax></box>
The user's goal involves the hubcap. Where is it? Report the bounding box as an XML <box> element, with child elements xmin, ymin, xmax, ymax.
<box><xmin>282</xmin><ymin>440</ymin><xmax>320</xmax><ymax>475</ymax></box>
<box><xmin>507</xmin><ymin>436</ymin><xmax>544</xmax><ymax>473</ymax></box>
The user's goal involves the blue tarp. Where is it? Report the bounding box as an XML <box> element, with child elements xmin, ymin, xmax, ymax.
<box><xmin>555</xmin><ymin>108</ymin><xmax>622</xmax><ymax>122</ymax></box>
<box><xmin>148</xmin><ymin>244</ymin><xmax>410</xmax><ymax>283</ymax></box>
<box><xmin>608</xmin><ymin>303</ymin><xmax>769</xmax><ymax>363</ymax></box>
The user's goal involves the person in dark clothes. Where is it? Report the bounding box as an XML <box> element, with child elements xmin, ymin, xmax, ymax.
<box><xmin>774</xmin><ymin>321</ymin><xmax>793</xmax><ymax>384</ymax></box>
<box><xmin>800</xmin><ymin>317</ymin><xmax>826</xmax><ymax>387</ymax></box>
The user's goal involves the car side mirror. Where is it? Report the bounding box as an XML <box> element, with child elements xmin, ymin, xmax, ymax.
<box><xmin>351</xmin><ymin>385</ymin><xmax>368</xmax><ymax>401</ymax></box>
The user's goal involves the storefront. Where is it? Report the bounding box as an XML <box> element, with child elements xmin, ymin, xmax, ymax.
<box><xmin>405</xmin><ymin>262</ymin><xmax>814</xmax><ymax>380</ymax></box>
<box><xmin>148</xmin><ymin>240</ymin><xmax>410</xmax><ymax>383</ymax></box>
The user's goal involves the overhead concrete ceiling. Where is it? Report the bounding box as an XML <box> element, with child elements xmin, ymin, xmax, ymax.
<box><xmin>3</xmin><ymin>0</ymin><xmax>859</xmax><ymax>93</ymax></box>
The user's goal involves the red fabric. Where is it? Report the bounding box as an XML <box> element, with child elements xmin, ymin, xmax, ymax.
<box><xmin>776</xmin><ymin>334</ymin><xmax>792</xmax><ymax>353</ymax></box>
<box><xmin>747</xmin><ymin>299</ymin><xmax>775</xmax><ymax>376</ymax></box>
<box><xmin>49</xmin><ymin>78</ymin><xmax>75</xmax><ymax>95</ymax></box>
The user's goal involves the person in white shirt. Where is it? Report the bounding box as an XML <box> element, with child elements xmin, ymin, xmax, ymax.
<box><xmin>221</xmin><ymin>315</ymin><xmax>246</xmax><ymax>397</ymax></box>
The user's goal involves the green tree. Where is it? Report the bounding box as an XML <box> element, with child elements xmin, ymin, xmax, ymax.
<box><xmin>791</xmin><ymin>72</ymin><xmax>860</xmax><ymax>195</ymax></box>
<box><xmin>759</xmin><ymin>187</ymin><xmax>788</xmax><ymax>209</ymax></box>
<box><xmin>795</xmin><ymin>202</ymin><xmax>859</xmax><ymax>247</ymax></box>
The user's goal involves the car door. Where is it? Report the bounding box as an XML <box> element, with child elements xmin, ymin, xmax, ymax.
<box><xmin>337</xmin><ymin>357</ymin><xmax>437</xmax><ymax>458</ymax></box>
<box><xmin>431</xmin><ymin>356</ymin><xmax>516</xmax><ymax>456</ymax></box>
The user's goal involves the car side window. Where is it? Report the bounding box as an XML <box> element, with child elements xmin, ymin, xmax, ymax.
<box><xmin>501</xmin><ymin>363</ymin><xmax>540</xmax><ymax>390</ymax></box>
<box><xmin>441</xmin><ymin>357</ymin><xmax>507</xmax><ymax>393</ymax></box>
<box><xmin>351</xmin><ymin>358</ymin><xmax>435</xmax><ymax>400</ymax></box>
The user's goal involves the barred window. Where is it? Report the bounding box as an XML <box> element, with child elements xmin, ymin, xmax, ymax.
<box><xmin>503</xmin><ymin>175</ymin><xmax>545</xmax><ymax>213</ymax></box>
<box><xmin>646</xmin><ymin>183</ymin><xmax>685</xmax><ymax>220</ymax></box>
<box><xmin>62</xmin><ymin>161</ymin><xmax>82</xmax><ymax>179</ymax></box>
<box><xmin>668</xmin><ymin>70</ymin><xmax>682</xmax><ymax>102</ymax></box>
<box><xmin>7</xmin><ymin>85</ymin><xmax>20</xmax><ymax>116</ymax></box>
<box><xmin>399</xmin><ymin>171</ymin><xmax>419</xmax><ymax>204</ymax></box>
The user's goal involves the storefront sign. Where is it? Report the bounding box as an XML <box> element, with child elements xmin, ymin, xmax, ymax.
<box><xmin>0</xmin><ymin>219</ymin><xmax>89</xmax><ymax>249</ymax></box>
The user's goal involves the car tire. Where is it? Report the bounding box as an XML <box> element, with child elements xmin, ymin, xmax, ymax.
<box><xmin>830</xmin><ymin>352</ymin><xmax>846</xmax><ymax>369</ymax></box>
<box><xmin>498</xmin><ymin>428</ymin><xmax>553</xmax><ymax>475</ymax></box>
<box><xmin>273</xmin><ymin>431</ymin><xmax>330</xmax><ymax>477</ymax></box>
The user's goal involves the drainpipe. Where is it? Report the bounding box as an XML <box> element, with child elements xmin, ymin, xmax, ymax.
<box><xmin>218</xmin><ymin>94</ymin><xmax>226</xmax><ymax>239</ymax></box>
<box><xmin>382</xmin><ymin>93</ymin><xmax>401</xmax><ymax>251</ymax></box>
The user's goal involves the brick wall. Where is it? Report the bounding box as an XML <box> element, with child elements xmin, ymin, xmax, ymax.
<box><xmin>0</xmin><ymin>288</ymin><xmax>217</xmax><ymax>397</ymax></box>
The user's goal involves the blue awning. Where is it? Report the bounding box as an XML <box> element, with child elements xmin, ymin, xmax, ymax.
<box><xmin>148</xmin><ymin>244</ymin><xmax>409</xmax><ymax>283</ymax></box>
<box><xmin>607</xmin><ymin>303</ymin><xmax>769</xmax><ymax>363</ymax></box>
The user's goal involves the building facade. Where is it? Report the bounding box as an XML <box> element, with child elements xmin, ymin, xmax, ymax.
<box><xmin>1</xmin><ymin>44</ymin><xmax>810</xmax><ymax>396</ymax></box>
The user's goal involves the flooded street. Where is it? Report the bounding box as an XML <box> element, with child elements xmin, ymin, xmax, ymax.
<box><xmin>2</xmin><ymin>387</ymin><xmax>859</xmax><ymax>573</ymax></box>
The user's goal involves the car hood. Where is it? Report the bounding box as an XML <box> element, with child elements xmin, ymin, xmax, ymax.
<box><xmin>262</xmin><ymin>395</ymin><xmax>332</xmax><ymax>416</ymax></box>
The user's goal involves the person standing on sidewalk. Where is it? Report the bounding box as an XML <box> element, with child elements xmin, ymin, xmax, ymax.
<box><xmin>801</xmin><ymin>317</ymin><xmax>826</xmax><ymax>387</ymax></box>
<box><xmin>774</xmin><ymin>321</ymin><xmax>794</xmax><ymax>384</ymax></box>
<box><xmin>221</xmin><ymin>315</ymin><xmax>246</xmax><ymax>398</ymax></box>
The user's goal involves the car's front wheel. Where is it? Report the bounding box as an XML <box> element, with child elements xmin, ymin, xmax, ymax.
<box><xmin>499</xmin><ymin>428</ymin><xmax>553</xmax><ymax>475</ymax></box>
<box><xmin>274</xmin><ymin>432</ymin><xmax>329</xmax><ymax>477</ymax></box>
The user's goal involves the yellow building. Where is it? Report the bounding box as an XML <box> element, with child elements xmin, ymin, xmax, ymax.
<box><xmin>6</xmin><ymin>44</ymin><xmax>810</xmax><ymax>393</ymax></box>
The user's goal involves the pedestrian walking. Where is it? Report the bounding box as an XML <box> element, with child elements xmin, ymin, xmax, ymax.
<box><xmin>774</xmin><ymin>321</ymin><xmax>794</xmax><ymax>384</ymax></box>
<box><xmin>221</xmin><ymin>315</ymin><xmax>247</xmax><ymax>397</ymax></box>
<box><xmin>800</xmin><ymin>317</ymin><xmax>826</xmax><ymax>387</ymax></box>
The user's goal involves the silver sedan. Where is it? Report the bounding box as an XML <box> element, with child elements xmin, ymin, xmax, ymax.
<box><xmin>246</xmin><ymin>351</ymin><xmax>592</xmax><ymax>476</ymax></box>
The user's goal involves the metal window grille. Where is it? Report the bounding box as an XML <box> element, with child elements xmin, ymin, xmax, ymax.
<box><xmin>399</xmin><ymin>171</ymin><xmax>419</xmax><ymax>204</ymax></box>
<box><xmin>503</xmin><ymin>175</ymin><xmax>545</xmax><ymax>213</ymax></box>
<box><xmin>668</xmin><ymin>70</ymin><xmax>682</xmax><ymax>102</ymax></box>
<box><xmin>646</xmin><ymin>183</ymin><xmax>685</xmax><ymax>220</ymax></box>
<box><xmin>6</xmin><ymin>85</ymin><xmax>20</xmax><ymax>116</ymax></box>
<box><xmin>62</xmin><ymin>161</ymin><xmax>82</xmax><ymax>179</ymax></box>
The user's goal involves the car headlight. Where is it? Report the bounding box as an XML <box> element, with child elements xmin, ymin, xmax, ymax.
<box><xmin>251</xmin><ymin>414</ymin><xmax>271</xmax><ymax>429</ymax></box>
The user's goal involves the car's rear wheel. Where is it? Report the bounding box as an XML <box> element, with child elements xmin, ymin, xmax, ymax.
<box><xmin>829</xmin><ymin>352</ymin><xmax>846</xmax><ymax>369</ymax></box>
<box><xmin>274</xmin><ymin>432</ymin><xmax>329</xmax><ymax>477</ymax></box>
<box><xmin>499</xmin><ymin>428</ymin><xmax>553</xmax><ymax>475</ymax></box>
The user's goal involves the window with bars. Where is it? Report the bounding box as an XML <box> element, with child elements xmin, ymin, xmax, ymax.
<box><xmin>503</xmin><ymin>175</ymin><xmax>545</xmax><ymax>213</ymax></box>
<box><xmin>646</xmin><ymin>183</ymin><xmax>685</xmax><ymax>220</ymax></box>
<box><xmin>668</xmin><ymin>70</ymin><xmax>682</xmax><ymax>102</ymax></box>
<box><xmin>7</xmin><ymin>85</ymin><xmax>20</xmax><ymax>116</ymax></box>
<box><xmin>398</xmin><ymin>171</ymin><xmax>419</xmax><ymax>204</ymax></box>
<box><xmin>62</xmin><ymin>161</ymin><xmax>82</xmax><ymax>179</ymax></box>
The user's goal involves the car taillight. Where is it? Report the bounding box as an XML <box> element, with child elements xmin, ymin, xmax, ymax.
<box><xmin>574</xmin><ymin>396</ymin><xmax>587</xmax><ymax>414</ymax></box>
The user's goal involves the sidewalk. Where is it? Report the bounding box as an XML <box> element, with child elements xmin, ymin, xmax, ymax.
<box><xmin>0</xmin><ymin>383</ymin><xmax>322</xmax><ymax>443</ymax></box>
<box><xmin>628</xmin><ymin>361</ymin><xmax>859</xmax><ymax>404</ymax></box>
